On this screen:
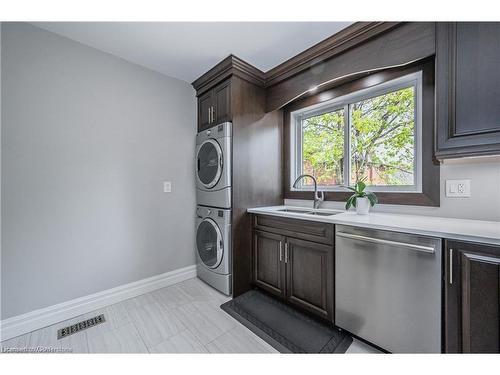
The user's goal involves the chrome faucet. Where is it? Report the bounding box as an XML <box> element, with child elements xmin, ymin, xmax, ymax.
<box><xmin>293</xmin><ymin>174</ymin><xmax>324</xmax><ymax>210</ymax></box>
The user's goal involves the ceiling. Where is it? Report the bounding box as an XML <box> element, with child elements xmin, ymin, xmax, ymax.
<box><xmin>33</xmin><ymin>22</ymin><xmax>353</xmax><ymax>83</ymax></box>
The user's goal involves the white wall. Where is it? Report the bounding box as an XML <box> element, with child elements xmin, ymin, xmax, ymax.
<box><xmin>1</xmin><ymin>23</ymin><xmax>197</xmax><ymax>319</ymax></box>
<box><xmin>287</xmin><ymin>156</ymin><xmax>500</xmax><ymax>221</ymax></box>
<box><xmin>0</xmin><ymin>23</ymin><xmax>3</xmax><ymax>322</ymax></box>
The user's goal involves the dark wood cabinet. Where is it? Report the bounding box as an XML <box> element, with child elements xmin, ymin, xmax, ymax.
<box><xmin>252</xmin><ymin>215</ymin><xmax>334</xmax><ymax>322</ymax></box>
<box><xmin>213</xmin><ymin>80</ymin><xmax>231</xmax><ymax>124</ymax></box>
<box><xmin>286</xmin><ymin>237</ymin><xmax>334</xmax><ymax>321</ymax></box>
<box><xmin>193</xmin><ymin>56</ymin><xmax>281</xmax><ymax>297</ymax></box>
<box><xmin>253</xmin><ymin>231</ymin><xmax>285</xmax><ymax>299</ymax></box>
<box><xmin>197</xmin><ymin>90</ymin><xmax>213</xmax><ymax>130</ymax></box>
<box><xmin>436</xmin><ymin>22</ymin><xmax>500</xmax><ymax>159</ymax></box>
<box><xmin>445</xmin><ymin>240</ymin><xmax>500</xmax><ymax>353</ymax></box>
<box><xmin>197</xmin><ymin>79</ymin><xmax>232</xmax><ymax>131</ymax></box>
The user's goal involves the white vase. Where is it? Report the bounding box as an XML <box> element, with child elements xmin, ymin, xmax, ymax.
<box><xmin>356</xmin><ymin>197</ymin><xmax>370</xmax><ymax>215</ymax></box>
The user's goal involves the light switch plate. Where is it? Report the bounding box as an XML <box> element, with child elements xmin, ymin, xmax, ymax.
<box><xmin>163</xmin><ymin>181</ymin><xmax>172</xmax><ymax>193</ymax></box>
<box><xmin>445</xmin><ymin>179</ymin><xmax>471</xmax><ymax>198</ymax></box>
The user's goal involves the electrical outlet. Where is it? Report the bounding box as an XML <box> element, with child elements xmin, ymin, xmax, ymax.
<box><xmin>445</xmin><ymin>179</ymin><xmax>471</xmax><ymax>198</ymax></box>
<box><xmin>163</xmin><ymin>181</ymin><xmax>172</xmax><ymax>193</ymax></box>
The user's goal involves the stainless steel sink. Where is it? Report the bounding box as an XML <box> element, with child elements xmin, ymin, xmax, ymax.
<box><xmin>277</xmin><ymin>208</ymin><xmax>312</xmax><ymax>214</ymax></box>
<box><xmin>308</xmin><ymin>211</ymin><xmax>338</xmax><ymax>216</ymax></box>
<box><xmin>277</xmin><ymin>208</ymin><xmax>340</xmax><ymax>217</ymax></box>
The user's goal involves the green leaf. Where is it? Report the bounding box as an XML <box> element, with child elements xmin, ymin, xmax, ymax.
<box><xmin>345</xmin><ymin>195</ymin><xmax>356</xmax><ymax>210</ymax></box>
<box><xmin>345</xmin><ymin>195</ymin><xmax>353</xmax><ymax>210</ymax></box>
<box><xmin>366</xmin><ymin>192</ymin><xmax>378</xmax><ymax>207</ymax></box>
<box><xmin>356</xmin><ymin>181</ymin><xmax>366</xmax><ymax>194</ymax></box>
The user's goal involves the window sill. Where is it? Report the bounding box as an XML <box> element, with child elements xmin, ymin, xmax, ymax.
<box><xmin>284</xmin><ymin>190</ymin><xmax>439</xmax><ymax>207</ymax></box>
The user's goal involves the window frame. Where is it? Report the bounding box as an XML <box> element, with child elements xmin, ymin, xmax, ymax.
<box><xmin>292</xmin><ymin>104</ymin><xmax>348</xmax><ymax>190</ymax></box>
<box><xmin>290</xmin><ymin>71</ymin><xmax>423</xmax><ymax>193</ymax></box>
<box><xmin>282</xmin><ymin>58</ymin><xmax>440</xmax><ymax>207</ymax></box>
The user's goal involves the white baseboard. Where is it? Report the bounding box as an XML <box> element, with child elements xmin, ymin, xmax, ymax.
<box><xmin>0</xmin><ymin>265</ymin><xmax>197</xmax><ymax>341</ymax></box>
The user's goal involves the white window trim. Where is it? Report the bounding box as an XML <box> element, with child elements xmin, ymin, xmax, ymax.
<box><xmin>290</xmin><ymin>71</ymin><xmax>423</xmax><ymax>193</ymax></box>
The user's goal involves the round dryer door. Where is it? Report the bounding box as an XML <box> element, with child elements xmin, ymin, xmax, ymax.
<box><xmin>196</xmin><ymin>139</ymin><xmax>223</xmax><ymax>189</ymax></box>
<box><xmin>196</xmin><ymin>218</ymin><xmax>223</xmax><ymax>269</ymax></box>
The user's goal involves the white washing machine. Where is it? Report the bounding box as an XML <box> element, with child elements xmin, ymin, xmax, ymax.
<box><xmin>195</xmin><ymin>205</ymin><xmax>232</xmax><ymax>295</ymax></box>
<box><xmin>196</xmin><ymin>122</ymin><xmax>231</xmax><ymax>209</ymax></box>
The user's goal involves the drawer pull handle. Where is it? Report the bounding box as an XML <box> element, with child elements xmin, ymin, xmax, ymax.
<box><xmin>449</xmin><ymin>248</ymin><xmax>453</xmax><ymax>285</ymax></box>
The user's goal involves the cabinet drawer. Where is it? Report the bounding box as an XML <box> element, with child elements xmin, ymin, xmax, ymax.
<box><xmin>253</xmin><ymin>214</ymin><xmax>334</xmax><ymax>245</ymax></box>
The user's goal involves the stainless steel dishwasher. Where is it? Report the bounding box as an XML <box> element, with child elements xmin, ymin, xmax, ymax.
<box><xmin>335</xmin><ymin>225</ymin><xmax>442</xmax><ymax>353</ymax></box>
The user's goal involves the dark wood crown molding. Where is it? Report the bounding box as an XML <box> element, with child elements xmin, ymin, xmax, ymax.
<box><xmin>191</xmin><ymin>55</ymin><xmax>266</xmax><ymax>95</ymax></box>
<box><xmin>264</xmin><ymin>22</ymin><xmax>402</xmax><ymax>87</ymax></box>
<box><xmin>191</xmin><ymin>22</ymin><xmax>402</xmax><ymax>96</ymax></box>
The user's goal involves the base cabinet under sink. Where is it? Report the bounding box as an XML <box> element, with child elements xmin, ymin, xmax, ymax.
<box><xmin>286</xmin><ymin>237</ymin><xmax>334</xmax><ymax>321</ymax></box>
<box><xmin>252</xmin><ymin>215</ymin><xmax>335</xmax><ymax>322</ymax></box>
<box><xmin>253</xmin><ymin>230</ymin><xmax>286</xmax><ymax>299</ymax></box>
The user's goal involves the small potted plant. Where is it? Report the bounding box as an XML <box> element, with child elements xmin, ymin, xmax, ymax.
<box><xmin>344</xmin><ymin>181</ymin><xmax>378</xmax><ymax>215</ymax></box>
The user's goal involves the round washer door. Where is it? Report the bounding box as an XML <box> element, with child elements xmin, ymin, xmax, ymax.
<box><xmin>196</xmin><ymin>139</ymin><xmax>223</xmax><ymax>189</ymax></box>
<box><xmin>196</xmin><ymin>218</ymin><xmax>223</xmax><ymax>269</ymax></box>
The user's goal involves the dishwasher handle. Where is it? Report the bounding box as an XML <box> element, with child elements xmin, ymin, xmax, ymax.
<box><xmin>336</xmin><ymin>231</ymin><xmax>436</xmax><ymax>254</ymax></box>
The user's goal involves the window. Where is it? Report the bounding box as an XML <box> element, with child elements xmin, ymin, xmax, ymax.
<box><xmin>291</xmin><ymin>71</ymin><xmax>422</xmax><ymax>192</ymax></box>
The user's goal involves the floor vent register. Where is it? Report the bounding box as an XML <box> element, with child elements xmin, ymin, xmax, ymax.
<box><xmin>57</xmin><ymin>314</ymin><xmax>106</xmax><ymax>339</ymax></box>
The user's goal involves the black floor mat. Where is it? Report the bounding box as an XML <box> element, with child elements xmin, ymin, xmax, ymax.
<box><xmin>220</xmin><ymin>289</ymin><xmax>352</xmax><ymax>353</ymax></box>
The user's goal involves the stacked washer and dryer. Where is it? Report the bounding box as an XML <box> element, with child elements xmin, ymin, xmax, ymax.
<box><xmin>195</xmin><ymin>122</ymin><xmax>232</xmax><ymax>295</ymax></box>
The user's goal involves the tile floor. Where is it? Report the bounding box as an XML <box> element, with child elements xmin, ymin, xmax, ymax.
<box><xmin>1</xmin><ymin>277</ymin><xmax>380</xmax><ymax>354</ymax></box>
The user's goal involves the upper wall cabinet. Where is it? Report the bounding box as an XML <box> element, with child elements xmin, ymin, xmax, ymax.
<box><xmin>197</xmin><ymin>79</ymin><xmax>232</xmax><ymax>131</ymax></box>
<box><xmin>436</xmin><ymin>23</ymin><xmax>500</xmax><ymax>159</ymax></box>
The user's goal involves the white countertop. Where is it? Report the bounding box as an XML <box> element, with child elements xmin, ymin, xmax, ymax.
<box><xmin>247</xmin><ymin>205</ymin><xmax>500</xmax><ymax>246</ymax></box>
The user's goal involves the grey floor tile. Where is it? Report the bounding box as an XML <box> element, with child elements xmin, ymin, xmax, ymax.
<box><xmin>193</xmin><ymin>278</ymin><xmax>231</xmax><ymax>305</ymax></box>
<box><xmin>150</xmin><ymin>329</ymin><xmax>207</xmax><ymax>353</ymax></box>
<box><xmin>87</xmin><ymin>323</ymin><xmax>148</xmax><ymax>353</ymax></box>
<box><xmin>178</xmin><ymin>278</ymin><xmax>220</xmax><ymax>301</ymax></box>
<box><xmin>29</xmin><ymin>315</ymin><xmax>89</xmax><ymax>353</ymax></box>
<box><xmin>205</xmin><ymin>325</ymin><xmax>278</xmax><ymax>353</ymax></box>
<box><xmin>173</xmin><ymin>300</ymin><xmax>236</xmax><ymax>345</ymax></box>
<box><xmin>152</xmin><ymin>284</ymin><xmax>192</xmax><ymax>309</ymax></box>
<box><xmin>1</xmin><ymin>333</ymin><xmax>32</xmax><ymax>353</ymax></box>
<box><xmin>345</xmin><ymin>338</ymin><xmax>382</xmax><ymax>354</ymax></box>
<box><xmin>57</xmin><ymin>302</ymin><xmax>132</xmax><ymax>338</ymax></box>
<box><xmin>1</xmin><ymin>277</ymin><xmax>291</xmax><ymax>354</ymax></box>
<box><xmin>128</xmin><ymin>301</ymin><xmax>186</xmax><ymax>348</ymax></box>
<box><xmin>85</xmin><ymin>302</ymin><xmax>132</xmax><ymax>334</ymax></box>
<box><xmin>122</xmin><ymin>291</ymin><xmax>158</xmax><ymax>310</ymax></box>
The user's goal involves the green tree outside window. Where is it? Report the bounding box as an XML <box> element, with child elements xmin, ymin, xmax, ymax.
<box><xmin>301</xmin><ymin>86</ymin><xmax>415</xmax><ymax>188</ymax></box>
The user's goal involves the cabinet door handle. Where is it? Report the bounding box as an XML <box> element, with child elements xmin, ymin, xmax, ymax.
<box><xmin>284</xmin><ymin>242</ymin><xmax>289</xmax><ymax>263</ymax></box>
<box><xmin>449</xmin><ymin>248</ymin><xmax>453</xmax><ymax>285</ymax></box>
<box><xmin>208</xmin><ymin>107</ymin><xmax>211</xmax><ymax>123</ymax></box>
<box><xmin>211</xmin><ymin>106</ymin><xmax>215</xmax><ymax>123</ymax></box>
<box><xmin>279</xmin><ymin>241</ymin><xmax>283</xmax><ymax>262</ymax></box>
